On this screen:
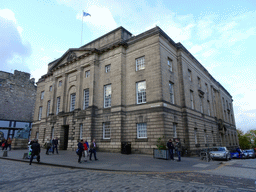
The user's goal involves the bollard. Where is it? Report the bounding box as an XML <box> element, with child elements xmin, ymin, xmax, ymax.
<box><xmin>3</xmin><ymin>150</ymin><xmax>8</xmax><ymax>157</ymax></box>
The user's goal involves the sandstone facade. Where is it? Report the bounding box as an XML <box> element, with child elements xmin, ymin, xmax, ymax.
<box><xmin>31</xmin><ymin>27</ymin><xmax>238</xmax><ymax>154</ymax></box>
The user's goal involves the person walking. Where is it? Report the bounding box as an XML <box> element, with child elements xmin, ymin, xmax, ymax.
<box><xmin>1</xmin><ymin>138</ymin><xmax>6</xmax><ymax>150</ymax></box>
<box><xmin>89</xmin><ymin>138</ymin><xmax>98</xmax><ymax>161</ymax></box>
<box><xmin>7</xmin><ymin>138</ymin><xmax>12</xmax><ymax>151</ymax></box>
<box><xmin>167</xmin><ymin>139</ymin><xmax>174</xmax><ymax>160</ymax></box>
<box><xmin>52</xmin><ymin>137</ymin><xmax>59</xmax><ymax>154</ymax></box>
<box><xmin>29</xmin><ymin>139</ymin><xmax>40</xmax><ymax>165</ymax></box>
<box><xmin>83</xmin><ymin>140</ymin><xmax>88</xmax><ymax>162</ymax></box>
<box><xmin>175</xmin><ymin>139</ymin><xmax>182</xmax><ymax>162</ymax></box>
<box><xmin>85</xmin><ymin>139</ymin><xmax>89</xmax><ymax>157</ymax></box>
<box><xmin>44</xmin><ymin>138</ymin><xmax>51</xmax><ymax>155</ymax></box>
<box><xmin>77</xmin><ymin>140</ymin><xmax>84</xmax><ymax>163</ymax></box>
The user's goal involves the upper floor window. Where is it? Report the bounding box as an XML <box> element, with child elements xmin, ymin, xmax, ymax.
<box><xmin>222</xmin><ymin>97</ymin><xmax>225</xmax><ymax>108</ymax></box>
<box><xmin>41</xmin><ymin>91</ymin><xmax>44</xmax><ymax>100</ymax></box>
<box><xmin>70</xmin><ymin>93</ymin><xmax>76</xmax><ymax>112</ymax></box>
<box><xmin>47</xmin><ymin>100</ymin><xmax>51</xmax><ymax>117</ymax></box>
<box><xmin>197</xmin><ymin>77</ymin><xmax>201</xmax><ymax>88</ymax></box>
<box><xmin>205</xmin><ymin>83</ymin><xmax>208</xmax><ymax>94</ymax></box>
<box><xmin>83</xmin><ymin>89</ymin><xmax>89</xmax><ymax>109</ymax></box>
<box><xmin>137</xmin><ymin>123</ymin><xmax>147</xmax><ymax>138</ymax></box>
<box><xmin>58</xmin><ymin>81</ymin><xmax>62</xmax><ymax>87</ymax></box>
<box><xmin>38</xmin><ymin>106</ymin><xmax>42</xmax><ymax>120</ymax></box>
<box><xmin>226</xmin><ymin>100</ymin><xmax>229</xmax><ymax>109</ymax></box>
<box><xmin>199</xmin><ymin>96</ymin><xmax>203</xmax><ymax>113</ymax></box>
<box><xmin>207</xmin><ymin>101</ymin><xmax>211</xmax><ymax>116</ymax></box>
<box><xmin>56</xmin><ymin>97</ymin><xmax>60</xmax><ymax>115</ymax></box>
<box><xmin>104</xmin><ymin>84</ymin><xmax>111</xmax><ymax>108</ymax></box>
<box><xmin>168</xmin><ymin>58</ymin><xmax>173</xmax><ymax>72</ymax></box>
<box><xmin>85</xmin><ymin>70</ymin><xmax>90</xmax><ymax>78</ymax></box>
<box><xmin>105</xmin><ymin>65</ymin><xmax>111</xmax><ymax>73</ymax></box>
<box><xmin>188</xmin><ymin>69</ymin><xmax>192</xmax><ymax>81</ymax></box>
<box><xmin>49</xmin><ymin>86</ymin><xmax>52</xmax><ymax>92</ymax></box>
<box><xmin>194</xmin><ymin>129</ymin><xmax>198</xmax><ymax>144</ymax></box>
<box><xmin>169</xmin><ymin>82</ymin><xmax>174</xmax><ymax>104</ymax></box>
<box><xmin>190</xmin><ymin>91</ymin><xmax>194</xmax><ymax>109</ymax></box>
<box><xmin>136</xmin><ymin>56</ymin><xmax>145</xmax><ymax>71</ymax></box>
<box><xmin>103</xmin><ymin>122</ymin><xmax>111</xmax><ymax>139</ymax></box>
<box><xmin>79</xmin><ymin>124</ymin><xmax>83</xmax><ymax>140</ymax></box>
<box><xmin>136</xmin><ymin>81</ymin><xmax>146</xmax><ymax>104</ymax></box>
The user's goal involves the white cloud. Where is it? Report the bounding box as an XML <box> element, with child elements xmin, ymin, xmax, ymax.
<box><xmin>76</xmin><ymin>5</ymin><xmax>117</xmax><ymax>33</ymax></box>
<box><xmin>0</xmin><ymin>9</ymin><xmax>17</xmax><ymax>23</ymax></box>
<box><xmin>31</xmin><ymin>63</ymin><xmax>48</xmax><ymax>82</ymax></box>
<box><xmin>189</xmin><ymin>44</ymin><xmax>203</xmax><ymax>54</ymax></box>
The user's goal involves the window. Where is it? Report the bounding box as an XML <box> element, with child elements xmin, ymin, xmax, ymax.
<box><xmin>79</xmin><ymin>124</ymin><xmax>83</xmax><ymax>140</ymax></box>
<box><xmin>188</xmin><ymin>69</ymin><xmax>192</xmax><ymax>81</ymax></box>
<box><xmin>229</xmin><ymin>103</ymin><xmax>232</xmax><ymax>111</ymax></box>
<box><xmin>105</xmin><ymin>65</ymin><xmax>111</xmax><ymax>73</ymax></box>
<box><xmin>205</xmin><ymin>83</ymin><xmax>208</xmax><ymax>94</ymax></box>
<box><xmin>136</xmin><ymin>81</ymin><xmax>146</xmax><ymax>104</ymax></box>
<box><xmin>49</xmin><ymin>86</ymin><xmax>52</xmax><ymax>92</ymax></box>
<box><xmin>103</xmin><ymin>122</ymin><xmax>111</xmax><ymax>139</ymax></box>
<box><xmin>226</xmin><ymin>100</ymin><xmax>229</xmax><ymax>109</ymax></box>
<box><xmin>204</xmin><ymin>130</ymin><xmax>207</xmax><ymax>144</ymax></box>
<box><xmin>224</xmin><ymin>110</ymin><xmax>227</xmax><ymax>121</ymax></box>
<box><xmin>168</xmin><ymin>58</ymin><xmax>173</xmax><ymax>72</ymax></box>
<box><xmin>85</xmin><ymin>70</ymin><xmax>90</xmax><ymax>78</ymax></box>
<box><xmin>70</xmin><ymin>93</ymin><xmax>76</xmax><ymax>112</ymax></box>
<box><xmin>199</xmin><ymin>96</ymin><xmax>203</xmax><ymax>113</ymax></box>
<box><xmin>51</xmin><ymin>127</ymin><xmax>54</xmax><ymax>139</ymax></box>
<box><xmin>36</xmin><ymin>132</ymin><xmax>39</xmax><ymax>139</ymax></box>
<box><xmin>47</xmin><ymin>100</ymin><xmax>51</xmax><ymax>117</ymax></box>
<box><xmin>56</xmin><ymin>97</ymin><xmax>60</xmax><ymax>115</ymax></box>
<box><xmin>194</xmin><ymin>129</ymin><xmax>198</xmax><ymax>144</ymax></box>
<box><xmin>41</xmin><ymin>91</ymin><xmax>44</xmax><ymax>100</ymax></box>
<box><xmin>137</xmin><ymin>123</ymin><xmax>147</xmax><ymax>138</ymax></box>
<box><xmin>197</xmin><ymin>77</ymin><xmax>201</xmax><ymax>88</ymax></box>
<box><xmin>38</xmin><ymin>106</ymin><xmax>42</xmax><ymax>120</ymax></box>
<box><xmin>190</xmin><ymin>91</ymin><xmax>194</xmax><ymax>109</ymax></box>
<box><xmin>207</xmin><ymin>101</ymin><xmax>211</xmax><ymax>116</ymax></box>
<box><xmin>83</xmin><ymin>89</ymin><xmax>89</xmax><ymax>109</ymax></box>
<box><xmin>222</xmin><ymin>97</ymin><xmax>225</xmax><ymax>108</ymax></box>
<box><xmin>231</xmin><ymin>114</ymin><xmax>233</xmax><ymax>124</ymax></box>
<box><xmin>58</xmin><ymin>81</ymin><xmax>62</xmax><ymax>87</ymax></box>
<box><xmin>104</xmin><ymin>85</ymin><xmax>111</xmax><ymax>108</ymax></box>
<box><xmin>169</xmin><ymin>82</ymin><xmax>174</xmax><ymax>104</ymax></box>
<box><xmin>136</xmin><ymin>56</ymin><xmax>145</xmax><ymax>71</ymax></box>
<box><xmin>173</xmin><ymin>123</ymin><xmax>177</xmax><ymax>138</ymax></box>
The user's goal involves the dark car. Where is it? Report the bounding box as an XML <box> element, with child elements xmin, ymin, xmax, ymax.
<box><xmin>244</xmin><ymin>149</ymin><xmax>255</xmax><ymax>159</ymax></box>
<box><xmin>230</xmin><ymin>150</ymin><xmax>247</xmax><ymax>159</ymax></box>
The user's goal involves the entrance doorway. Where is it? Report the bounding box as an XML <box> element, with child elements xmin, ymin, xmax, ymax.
<box><xmin>61</xmin><ymin>125</ymin><xmax>69</xmax><ymax>150</ymax></box>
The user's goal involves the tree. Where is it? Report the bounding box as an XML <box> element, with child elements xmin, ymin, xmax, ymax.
<box><xmin>237</xmin><ymin>129</ymin><xmax>256</xmax><ymax>149</ymax></box>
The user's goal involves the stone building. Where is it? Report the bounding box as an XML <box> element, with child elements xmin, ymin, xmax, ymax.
<box><xmin>31</xmin><ymin>26</ymin><xmax>238</xmax><ymax>154</ymax></box>
<box><xmin>0</xmin><ymin>70</ymin><xmax>37</xmax><ymax>139</ymax></box>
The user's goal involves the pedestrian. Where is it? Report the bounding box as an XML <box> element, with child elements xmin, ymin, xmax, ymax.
<box><xmin>175</xmin><ymin>139</ymin><xmax>182</xmax><ymax>162</ymax></box>
<box><xmin>77</xmin><ymin>139</ymin><xmax>84</xmax><ymax>163</ymax></box>
<box><xmin>29</xmin><ymin>139</ymin><xmax>40</xmax><ymax>165</ymax></box>
<box><xmin>83</xmin><ymin>140</ymin><xmax>88</xmax><ymax>162</ymax></box>
<box><xmin>85</xmin><ymin>139</ymin><xmax>89</xmax><ymax>157</ymax></box>
<box><xmin>89</xmin><ymin>138</ymin><xmax>98</xmax><ymax>161</ymax></box>
<box><xmin>7</xmin><ymin>138</ymin><xmax>12</xmax><ymax>151</ymax></box>
<box><xmin>167</xmin><ymin>139</ymin><xmax>174</xmax><ymax>160</ymax></box>
<box><xmin>52</xmin><ymin>137</ymin><xmax>59</xmax><ymax>154</ymax></box>
<box><xmin>44</xmin><ymin>138</ymin><xmax>51</xmax><ymax>155</ymax></box>
<box><xmin>1</xmin><ymin>138</ymin><xmax>6</xmax><ymax>150</ymax></box>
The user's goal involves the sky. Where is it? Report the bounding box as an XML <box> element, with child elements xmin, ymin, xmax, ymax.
<box><xmin>0</xmin><ymin>0</ymin><xmax>255</xmax><ymax>133</ymax></box>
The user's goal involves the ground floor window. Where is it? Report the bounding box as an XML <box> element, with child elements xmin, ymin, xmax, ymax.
<box><xmin>103</xmin><ymin>122</ymin><xmax>110</xmax><ymax>139</ymax></box>
<box><xmin>137</xmin><ymin>123</ymin><xmax>147</xmax><ymax>138</ymax></box>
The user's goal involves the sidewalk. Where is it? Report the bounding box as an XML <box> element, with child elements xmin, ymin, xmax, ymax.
<box><xmin>0</xmin><ymin>149</ymin><xmax>222</xmax><ymax>172</ymax></box>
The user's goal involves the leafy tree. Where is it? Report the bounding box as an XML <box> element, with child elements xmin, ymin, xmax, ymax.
<box><xmin>237</xmin><ymin>129</ymin><xmax>256</xmax><ymax>149</ymax></box>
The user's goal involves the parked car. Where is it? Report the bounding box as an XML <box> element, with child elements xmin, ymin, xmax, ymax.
<box><xmin>243</xmin><ymin>149</ymin><xmax>255</xmax><ymax>159</ymax></box>
<box><xmin>230</xmin><ymin>149</ymin><xmax>247</xmax><ymax>159</ymax></box>
<box><xmin>209</xmin><ymin>147</ymin><xmax>231</xmax><ymax>161</ymax></box>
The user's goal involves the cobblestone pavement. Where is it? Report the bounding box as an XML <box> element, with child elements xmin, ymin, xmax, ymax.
<box><xmin>0</xmin><ymin>159</ymin><xmax>255</xmax><ymax>192</ymax></box>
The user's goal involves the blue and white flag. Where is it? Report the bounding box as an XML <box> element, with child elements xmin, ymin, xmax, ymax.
<box><xmin>83</xmin><ymin>12</ymin><xmax>91</xmax><ymax>17</ymax></box>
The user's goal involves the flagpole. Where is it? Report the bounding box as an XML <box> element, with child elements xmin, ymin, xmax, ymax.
<box><xmin>81</xmin><ymin>10</ymin><xmax>84</xmax><ymax>46</ymax></box>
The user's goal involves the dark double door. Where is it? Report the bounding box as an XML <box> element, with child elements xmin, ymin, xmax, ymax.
<box><xmin>62</xmin><ymin>125</ymin><xmax>69</xmax><ymax>150</ymax></box>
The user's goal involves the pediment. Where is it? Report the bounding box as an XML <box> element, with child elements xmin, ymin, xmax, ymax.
<box><xmin>49</xmin><ymin>48</ymin><xmax>97</xmax><ymax>72</ymax></box>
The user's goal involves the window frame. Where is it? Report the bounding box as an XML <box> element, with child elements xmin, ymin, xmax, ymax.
<box><xmin>103</xmin><ymin>122</ymin><xmax>111</xmax><ymax>139</ymax></box>
<box><xmin>168</xmin><ymin>58</ymin><xmax>173</xmax><ymax>72</ymax></box>
<box><xmin>47</xmin><ymin>100</ymin><xmax>51</xmax><ymax>117</ymax></box>
<box><xmin>38</xmin><ymin>106</ymin><xmax>42</xmax><ymax>120</ymax></box>
<box><xmin>41</xmin><ymin>91</ymin><xmax>44</xmax><ymax>100</ymax></box>
<box><xmin>173</xmin><ymin>123</ymin><xmax>177</xmax><ymax>138</ymax></box>
<box><xmin>70</xmin><ymin>93</ymin><xmax>76</xmax><ymax>112</ymax></box>
<box><xmin>136</xmin><ymin>56</ymin><xmax>145</xmax><ymax>71</ymax></box>
<box><xmin>194</xmin><ymin>129</ymin><xmax>198</xmax><ymax>144</ymax></box>
<box><xmin>188</xmin><ymin>69</ymin><xmax>192</xmax><ymax>81</ymax></box>
<box><xmin>58</xmin><ymin>81</ymin><xmax>62</xmax><ymax>87</ymax></box>
<box><xmin>199</xmin><ymin>96</ymin><xmax>203</xmax><ymax>113</ymax></box>
<box><xmin>136</xmin><ymin>81</ymin><xmax>146</xmax><ymax>104</ymax></box>
<box><xmin>190</xmin><ymin>91</ymin><xmax>194</xmax><ymax>109</ymax></box>
<box><xmin>83</xmin><ymin>89</ymin><xmax>89</xmax><ymax>110</ymax></box>
<box><xmin>137</xmin><ymin>123</ymin><xmax>147</xmax><ymax>139</ymax></box>
<box><xmin>49</xmin><ymin>86</ymin><xmax>52</xmax><ymax>92</ymax></box>
<box><xmin>105</xmin><ymin>65</ymin><xmax>111</xmax><ymax>73</ymax></box>
<box><xmin>79</xmin><ymin>124</ymin><xmax>83</xmax><ymax>140</ymax></box>
<box><xmin>85</xmin><ymin>70</ymin><xmax>90</xmax><ymax>78</ymax></box>
<box><xmin>169</xmin><ymin>82</ymin><xmax>174</xmax><ymax>104</ymax></box>
<box><xmin>56</xmin><ymin>97</ymin><xmax>60</xmax><ymax>115</ymax></box>
<box><xmin>104</xmin><ymin>84</ymin><xmax>111</xmax><ymax>108</ymax></box>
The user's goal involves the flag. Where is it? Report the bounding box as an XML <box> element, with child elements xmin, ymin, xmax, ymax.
<box><xmin>83</xmin><ymin>12</ymin><xmax>91</xmax><ymax>17</ymax></box>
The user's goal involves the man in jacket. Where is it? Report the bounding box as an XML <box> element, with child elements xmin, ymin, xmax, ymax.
<box><xmin>29</xmin><ymin>139</ymin><xmax>40</xmax><ymax>165</ymax></box>
<box><xmin>89</xmin><ymin>138</ymin><xmax>98</xmax><ymax>161</ymax></box>
<box><xmin>167</xmin><ymin>139</ymin><xmax>174</xmax><ymax>160</ymax></box>
<box><xmin>175</xmin><ymin>139</ymin><xmax>182</xmax><ymax>162</ymax></box>
<box><xmin>44</xmin><ymin>138</ymin><xmax>51</xmax><ymax>155</ymax></box>
<box><xmin>77</xmin><ymin>140</ymin><xmax>84</xmax><ymax>163</ymax></box>
<box><xmin>52</xmin><ymin>137</ymin><xmax>59</xmax><ymax>154</ymax></box>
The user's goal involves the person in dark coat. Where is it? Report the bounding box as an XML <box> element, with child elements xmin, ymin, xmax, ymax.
<box><xmin>89</xmin><ymin>138</ymin><xmax>98</xmax><ymax>161</ymax></box>
<box><xmin>167</xmin><ymin>139</ymin><xmax>174</xmax><ymax>160</ymax></box>
<box><xmin>175</xmin><ymin>139</ymin><xmax>182</xmax><ymax>162</ymax></box>
<box><xmin>29</xmin><ymin>139</ymin><xmax>41</xmax><ymax>165</ymax></box>
<box><xmin>52</xmin><ymin>137</ymin><xmax>59</xmax><ymax>154</ymax></box>
<box><xmin>77</xmin><ymin>140</ymin><xmax>84</xmax><ymax>163</ymax></box>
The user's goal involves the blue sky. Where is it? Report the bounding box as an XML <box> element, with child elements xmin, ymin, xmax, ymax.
<box><xmin>0</xmin><ymin>0</ymin><xmax>255</xmax><ymax>133</ymax></box>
